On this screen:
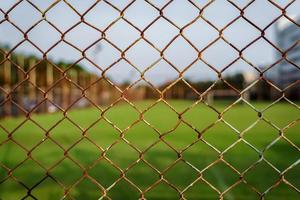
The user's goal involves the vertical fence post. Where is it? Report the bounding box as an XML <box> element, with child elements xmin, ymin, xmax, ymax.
<box><xmin>3</xmin><ymin>57</ymin><xmax>11</xmax><ymax>116</ymax></box>
<box><xmin>61</xmin><ymin>74</ymin><xmax>69</xmax><ymax>110</ymax></box>
<box><xmin>16</xmin><ymin>54</ymin><xmax>25</xmax><ymax>116</ymax></box>
<box><xmin>84</xmin><ymin>72</ymin><xmax>90</xmax><ymax>107</ymax></box>
<box><xmin>77</xmin><ymin>70</ymin><xmax>83</xmax><ymax>107</ymax></box>
<box><xmin>28</xmin><ymin>58</ymin><xmax>36</xmax><ymax>112</ymax></box>
<box><xmin>46</xmin><ymin>62</ymin><xmax>54</xmax><ymax>112</ymax></box>
<box><xmin>207</xmin><ymin>91</ymin><xmax>214</xmax><ymax>105</ymax></box>
<box><xmin>97</xmin><ymin>76</ymin><xmax>103</xmax><ymax>105</ymax></box>
<box><xmin>90</xmin><ymin>74</ymin><xmax>98</xmax><ymax>104</ymax></box>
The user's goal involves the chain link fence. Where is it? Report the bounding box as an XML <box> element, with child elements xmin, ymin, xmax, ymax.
<box><xmin>0</xmin><ymin>0</ymin><xmax>299</xmax><ymax>199</ymax></box>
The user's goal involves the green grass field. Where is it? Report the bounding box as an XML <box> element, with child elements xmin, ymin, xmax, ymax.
<box><xmin>0</xmin><ymin>100</ymin><xmax>299</xmax><ymax>200</ymax></box>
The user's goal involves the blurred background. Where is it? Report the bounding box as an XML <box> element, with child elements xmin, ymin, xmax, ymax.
<box><xmin>0</xmin><ymin>1</ymin><xmax>299</xmax><ymax>200</ymax></box>
<box><xmin>0</xmin><ymin>0</ymin><xmax>299</xmax><ymax>116</ymax></box>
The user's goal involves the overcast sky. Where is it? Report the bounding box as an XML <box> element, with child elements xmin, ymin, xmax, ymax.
<box><xmin>0</xmin><ymin>0</ymin><xmax>299</xmax><ymax>86</ymax></box>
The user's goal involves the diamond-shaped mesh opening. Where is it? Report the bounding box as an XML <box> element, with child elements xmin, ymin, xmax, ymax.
<box><xmin>45</xmin><ymin>1</ymin><xmax>80</xmax><ymax>32</ymax></box>
<box><xmin>28</xmin><ymin>0</ymin><xmax>57</xmax><ymax>11</ymax></box>
<box><xmin>11</xmin><ymin>120</ymin><xmax>45</xmax><ymax>150</ymax></box>
<box><xmin>223</xmin><ymin>18</ymin><xmax>261</xmax><ymax>50</ymax></box>
<box><xmin>143</xmin><ymin>101</ymin><xmax>179</xmax><ymax>133</ymax></box>
<box><xmin>286</xmin><ymin>1</ymin><xmax>300</xmax><ymax>16</ymax></box>
<box><xmin>0</xmin><ymin>178</ymin><xmax>28</xmax><ymax>199</ymax></box>
<box><xmin>31</xmin><ymin>177</ymin><xmax>64</xmax><ymax>200</ymax></box>
<box><xmin>66</xmin><ymin>0</ymin><xmax>97</xmax><ymax>15</ymax></box>
<box><xmin>265</xmin><ymin>182</ymin><xmax>300</xmax><ymax>200</ymax></box>
<box><xmin>84</xmin><ymin>1</ymin><xmax>119</xmax><ymax>31</ymax></box>
<box><xmin>221</xmin><ymin>58</ymin><xmax>256</xmax><ymax>84</ymax></box>
<box><xmin>126</xmin><ymin>39</ymin><xmax>160</xmax><ymax>71</ymax></box>
<box><xmin>145</xmin><ymin>181</ymin><xmax>180</xmax><ymax>199</ymax></box>
<box><xmin>183</xmin><ymin>140</ymin><xmax>219</xmax><ymax>170</ymax></box>
<box><xmin>86</xmin><ymin>40</ymin><xmax>120</xmax><ymax>70</ymax></box>
<box><xmin>164</xmin><ymin>36</ymin><xmax>198</xmax><ymax>71</ymax></box>
<box><xmin>125</xmin><ymin>121</ymin><xmax>159</xmax><ymax>151</ymax></box>
<box><xmin>202</xmin><ymin>39</ymin><xmax>239</xmax><ymax>71</ymax></box>
<box><xmin>223</xmin><ymin>141</ymin><xmax>259</xmax><ymax>171</ymax></box>
<box><xmin>50</xmin><ymin>78</ymin><xmax>83</xmax><ymax>110</ymax></box>
<box><xmin>65</xmin><ymin>23</ymin><xmax>100</xmax><ymax>51</ymax></box>
<box><xmin>223</xmin><ymin>182</ymin><xmax>259</xmax><ymax>200</ymax></box>
<box><xmin>48</xmin><ymin>41</ymin><xmax>82</xmax><ymax>62</ymax></box>
<box><xmin>88</xmin><ymin>158</ymin><xmax>120</xmax><ymax>188</ymax></box>
<box><xmin>106</xmin><ymin>19</ymin><xmax>140</xmax><ymax>50</ymax></box>
<box><xmin>0</xmin><ymin>21</ymin><xmax>23</xmax><ymax>48</ymax></box>
<box><xmin>106</xmin><ymin>141</ymin><xmax>139</xmax><ymax>169</ymax></box>
<box><xmin>49</xmin><ymin>119</ymin><xmax>83</xmax><ymax>149</ymax></box>
<box><xmin>163</xmin><ymin>0</ymin><xmax>198</xmax><ymax>28</ymax></box>
<box><xmin>204</xmin><ymin>79</ymin><xmax>241</xmax><ymax>109</ymax></box>
<box><xmin>202</xmin><ymin>121</ymin><xmax>239</xmax><ymax>151</ymax></box>
<box><xmin>184</xmin><ymin>17</ymin><xmax>219</xmax><ymax>51</ymax></box>
<box><xmin>124</xmin><ymin>0</ymin><xmax>158</xmax><ymax>30</ymax></box>
<box><xmin>283</xmin><ymin>122</ymin><xmax>300</xmax><ymax>147</ymax></box>
<box><xmin>264</xmin><ymin>61</ymin><xmax>299</xmax><ymax>90</ymax></box>
<box><xmin>87</xmin><ymin>119</ymin><xmax>120</xmax><ymax>149</ymax></box>
<box><xmin>243</xmin><ymin>38</ymin><xmax>279</xmax><ymax>66</ymax></box>
<box><xmin>66</xmin><ymin>104</ymin><xmax>101</xmax><ymax>129</ymax></box>
<box><xmin>244</xmin><ymin>119</ymin><xmax>279</xmax><ymax>151</ymax></box>
<box><xmin>203</xmin><ymin>0</ymin><xmax>239</xmax><ymax>29</ymax></box>
<box><xmin>183</xmin><ymin>59</ymin><xmax>218</xmax><ymax>87</ymax></box>
<box><xmin>104</xmin><ymin>100</ymin><xmax>140</xmax><ymax>130</ymax></box>
<box><xmin>223</xmin><ymin>102</ymin><xmax>258</xmax><ymax>131</ymax></box>
<box><xmin>68</xmin><ymin>177</ymin><xmax>103</xmax><ymax>200</ymax></box>
<box><xmin>183</xmin><ymin>179</ymin><xmax>219</xmax><ymax>199</ymax></box>
<box><xmin>203</xmin><ymin>161</ymin><xmax>240</xmax><ymax>192</ymax></box>
<box><xmin>144</xmin><ymin>59</ymin><xmax>178</xmax><ymax>88</ymax></box>
<box><xmin>244</xmin><ymin>0</ymin><xmax>281</xmax><ymax>29</ymax></box>
<box><xmin>0</xmin><ymin>0</ymin><xmax>19</xmax><ymax>12</ymax></box>
<box><xmin>31</xmin><ymin>139</ymin><xmax>64</xmax><ymax>168</ymax></box>
<box><xmin>245</xmin><ymin>160</ymin><xmax>280</xmax><ymax>192</ymax></box>
<box><xmin>0</xmin><ymin>96</ymin><xmax>25</xmax><ymax>118</ymax></box>
<box><xmin>144</xmin><ymin>17</ymin><xmax>178</xmax><ymax>50</ymax></box>
<box><xmin>163</xmin><ymin>122</ymin><xmax>198</xmax><ymax>151</ymax></box>
<box><xmin>8</xmin><ymin>0</ymin><xmax>41</xmax><ymax>31</ymax></box>
<box><xmin>0</xmin><ymin>140</ymin><xmax>27</xmax><ymax>170</ymax></box>
<box><xmin>13</xmin><ymin>159</ymin><xmax>46</xmax><ymax>188</ymax></box>
<box><xmin>143</xmin><ymin>141</ymin><xmax>178</xmax><ymax>171</ymax></box>
<box><xmin>105</xmin><ymin>59</ymin><xmax>140</xmax><ymax>86</ymax></box>
<box><xmin>126</xmin><ymin>160</ymin><xmax>159</xmax><ymax>191</ymax></box>
<box><xmin>264</xmin><ymin>138</ymin><xmax>299</xmax><ymax>171</ymax></box>
<box><xmin>0</xmin><ymin>0</ymin><xmax>299</xmax><ymax>199</ymax></box>
<box><xmin>265</xmin><ymin>17</ymin><xmax>299</xmax><ymax>51</ymax></box>
<box><xmin>107</xmin><ymin>179</ymin><xmax>141</xmax><ymax>200</ymax></box>
<box><xmin>163</xmin><ymin>81</ymin><xmax>199</xmax><ymax>111</ymax></box>
<box><xmin>29</xmin><ymin>104</ymin><xmax>64</xmax><ymax>130</ymax></box>
<box><xmin>285</xmin><ymin>162</ymin><xmax>300</xmax><ymax>190</ymax></box>
<box><xmin>263</xmin><ymin>99</ymin><xmax>300</xmax><ymax>128</ymax></box>
<box><xmin>50</xmin><ymin>158</ymin><xmax>83</xmax><ymax>187</ymax></box>
<box><xmin>164</xmin><ymin>160</ymin><xmax>198</xmax><ymax>190</ymax></box>
<box><xmin>27</xmin><ymin>21</ymin><xmax>61</xmax><ymax>53</ymax></box>
<box><xmin>105</xmin><ymin>0</ymin><xmax>134</xmax><ymax>10</ymax></box>
<box><xmin>67</xmin><ymin>138</ymin><xmax>101</xmax><ymax>168</ymax></box>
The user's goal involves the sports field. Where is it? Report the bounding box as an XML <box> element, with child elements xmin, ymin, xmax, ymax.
<box><xmin>0</xmin><ymin>100</ymin><xmax>299</xmax><ymax>199</ymax></box>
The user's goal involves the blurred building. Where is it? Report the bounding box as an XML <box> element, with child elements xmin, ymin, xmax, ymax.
<box><xmin>250</xmin><ymin>17</ymin><xmax>300</xmax><ymax>100</ymax></box>
<box><xmin>274</xmin><ymin>16</ymin><xmax>300</xmax><ymax>99</ymax></box>
<box><xmin>272</xmin><ymin>17</ymin><xmax>300</xmax><ymax>88</ymax></box>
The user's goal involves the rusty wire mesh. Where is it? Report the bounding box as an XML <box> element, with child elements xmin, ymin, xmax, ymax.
<box><xmin>0</xmin><ymin>0</ymin><xmax>300</xmax><ymax>199</ymax></box>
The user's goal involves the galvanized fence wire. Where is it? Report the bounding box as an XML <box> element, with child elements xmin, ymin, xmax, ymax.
<box><xmin>0</xmin><ymin>0</ymin><xmax>299</xmax><ymax>199</ymax></box>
